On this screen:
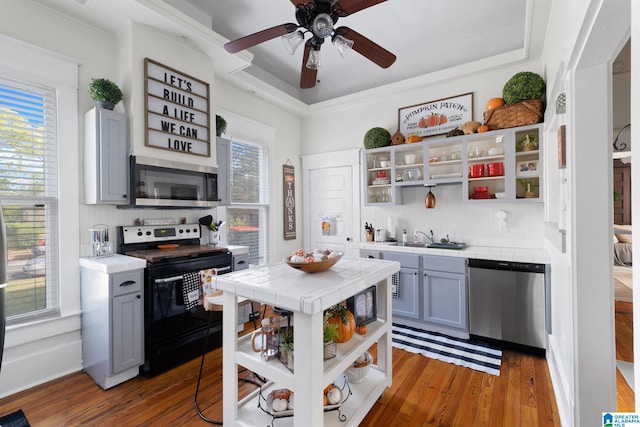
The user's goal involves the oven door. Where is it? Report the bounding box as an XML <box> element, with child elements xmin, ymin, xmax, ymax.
<box><xmin>142</xmin><ymin>253</ymin><xmax>231</xmax><ymax>375</ymax></box>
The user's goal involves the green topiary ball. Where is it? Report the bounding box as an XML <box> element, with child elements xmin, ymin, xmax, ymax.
<box><xmin>502</xmin><ymin>71</ymin><xmax>546</xmax><ymax>105</ymax></box>
<box><xmin>363</xmin><ymin>127</ymin><xmax>391</xmax><ymax>149</ymax></box>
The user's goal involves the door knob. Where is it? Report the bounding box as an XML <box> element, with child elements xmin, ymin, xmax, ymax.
<box><xmin>346</xmin><ymin>237</ymin><xmax>351</xmax><ymax>242</ymax></box>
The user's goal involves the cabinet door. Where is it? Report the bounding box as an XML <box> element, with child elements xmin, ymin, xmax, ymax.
<box><xmin>216</xmin><ymin>137</ymin><xmax>231</xmax><ymax>206</ymax></box>
<box><xmin>84</xmin><ymin>108</ymin><xmax>129</xmax><ymax>204</ymax></box>
<box><xmin>392</xmin><ymin>267</ymin><xmax>420</xmax><ymax>319</ymax></box>
<box><xmin>112</xmin><ymin>291</ymin><xmax>143</xmax><ymax>374</ymax></box>
<box><xmin>423</xmin><ymin>270</ymin><xmax>467</xmax><ymax>331</ymax></box>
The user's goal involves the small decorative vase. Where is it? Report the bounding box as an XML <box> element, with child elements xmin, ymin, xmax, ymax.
<box><xmin>97</xmin><ymin>100</ymin><xmax>115</xmax><ymax>110</ymax></box>
<box><xmin>324</xmin><ymin>341</ymin><xmax>337</xmax><ymax>360</ymax></box>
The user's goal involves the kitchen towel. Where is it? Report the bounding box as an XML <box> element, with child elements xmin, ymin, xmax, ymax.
<box><xmin>181</xmin><ymin>271</ymin><xmax>201</xmax><ymax>310</ymax></box>
<box><xmin>391</xmin><ymin>272</ymin><xmax>400</xmax><ymax>298</ymax></box>
<box><xmin>392</xmin><ymin>323</ymin><xmax>502</xmax><ymax>376</ymax></box>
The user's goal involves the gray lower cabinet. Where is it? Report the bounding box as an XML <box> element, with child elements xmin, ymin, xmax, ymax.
<box><xmin>423</xmin><ymin>256</ymin><xmax>468</xmax><ymax>331</ymax></box>
<box><xmin>81</xmin><ymin>266</ymin><xmax>144</xmax><ymax>389</ymax></box>
<box><xmin>382</xmin><ymin>252</ymin><xmax>421</xmax><ymax>319</ymax></box>
<box><xmin>381</xmin><ymin>252</ymin><xmax>468</xmax><ymax>332</ymax></box>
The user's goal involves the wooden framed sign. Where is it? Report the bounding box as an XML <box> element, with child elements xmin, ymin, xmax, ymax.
<box><xmin>144</xmin><ymin>58</ymin><xmax>211</xmax><ymax>156</ymax></box>
<box><xmin>398</xmin><ymin>92</ymin><xmax>473</xmax><ymax>138</ymax></box>
<box><xmin>283</xmin><ymin>163</ymin><xmax>296</xmax><ymax>240</ymax></box>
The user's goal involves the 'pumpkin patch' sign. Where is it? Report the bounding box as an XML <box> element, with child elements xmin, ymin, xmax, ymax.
<box><xmin>398</xmin><ymin>92</ymin><xmax>473</xmax><ymax>138</ymax></box>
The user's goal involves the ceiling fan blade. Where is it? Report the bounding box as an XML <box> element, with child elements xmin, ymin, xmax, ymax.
<box><xmin>332</xmin><ymin>0</ymin><xmax>387</xmax><ymax>16</ymax></box>
<box><xmin>335</xmin><ymin>26</ymin><xmax>396</xmax><ymax>68</ymax></box>
<box><xmin>300</xmin><ymin>40</ymin><xmax>318</xmax><ymax>89</ymax></box>
<box><xmin>224</xmin><ymin>23</ymin><xmax>298</xmax><ymax>53</ymax></box>
<box><xmin>290</xmin><ymin>0</ymin><xmax>315</xmax><ymax>7</ymax></box>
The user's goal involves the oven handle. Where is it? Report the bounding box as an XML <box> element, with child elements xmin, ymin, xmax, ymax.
<box><xmin>153</xmin><ymin>266</ymin><xmax>232</xmax><ymax>284</ymax></box>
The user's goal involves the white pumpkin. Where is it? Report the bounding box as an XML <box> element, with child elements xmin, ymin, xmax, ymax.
<box><xmin>326</xmin><ymin>387</ymin><xmax>342</xmax><ymax>405</ymax></box>
<box><xmin>272</xmin><ymin>397</ymin><xmax>289</xmax><ymax>412</ymax></box>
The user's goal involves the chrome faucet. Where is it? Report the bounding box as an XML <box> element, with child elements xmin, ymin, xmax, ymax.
<box><xmin>413</xmin><ymin>229</ymin><xmax>434</xmax><ymax>243</ymax></box>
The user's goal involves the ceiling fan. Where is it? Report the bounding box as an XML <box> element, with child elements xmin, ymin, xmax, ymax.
<box><xmin>224</xmin><ymin>0</ymin><xmax>396</xmax><ymax>89</ymax></box>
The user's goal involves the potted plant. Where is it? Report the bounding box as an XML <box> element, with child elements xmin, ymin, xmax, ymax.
<box><xmin>216</xmin><ymin>114</ymin><xmax>227</xmax><ymax>137</ymax></box>
<box><xmin>517</xmin><ymin>134</ymin><xmax>539</xmax><ymax>151</ymax></box>
<box><xmin>517</xmin><ymin>178</ymin><xmax>539</xmax><ymax>198</ymax></box>
<box><xmin>502</xmin><ymin>71</ymin><xmax>546</xmax><ymax>105</ymax></box>
<box><xmin>323</xmin><ymin>317</ymin><xmax>340</xmax><ymax>360</ymax></box>
<box><xmin>88</xmin><ymin>78</ymin><xmax>123</xmax><ymax>110</ymax></box>
<box><xmin>279</xmin><ymin>328</ymin><xmax>294</xmax><ymax>371</ymax></box>
<box><xmin>363</xmin><ymin>127</ymin><xmax>391</xmax><ymax>149</ymax></box>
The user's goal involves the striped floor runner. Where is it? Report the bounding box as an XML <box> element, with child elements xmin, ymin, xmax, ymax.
<box><xmin>392</xmin><ymin>323</ymin><xmax>502</xmax><ymax>376</ymax></box>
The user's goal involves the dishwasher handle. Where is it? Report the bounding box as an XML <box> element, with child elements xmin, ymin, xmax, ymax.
<box><xmin>468</xmin><ymin>258</ymin><xmax>545</xmax><ymax>273</ymax></box>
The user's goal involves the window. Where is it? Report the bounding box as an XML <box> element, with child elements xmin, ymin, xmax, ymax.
<box><xmin>0</xmin><ymin>78</ymin><xmax>59</xmax><ymax>323</ymax></box>
<box><xmin>227</xmin><ymin>139</ymin><xmax>269</xmax><ymax>266</ymax></box>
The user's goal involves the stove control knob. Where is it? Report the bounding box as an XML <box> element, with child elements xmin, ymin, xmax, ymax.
<box><xmin>146</xmin><ymin>231</ymin><xmax>151</xmax><ymax>236</ymax></box>
<box><xmin>185</xmin><ymin>229</ymin><xmax>190</xmax><ymax>233</ymax></box>
<box><xmin>137</xmin><ymin>231</ymin><xmax>143</xmax><ymax>236</ymax></box>
<box><xmin>179</xmin><ymin>229</ymin><xmax>184</xmax><ymax>233</ymax></box>
<box><xmin>193</xmin><ymin>228</ymin><xmax>198</xmax><ymax>233</ymax></box>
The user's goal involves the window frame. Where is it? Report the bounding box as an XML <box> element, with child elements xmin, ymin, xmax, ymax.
<box><xmin>0</xmin><ymin>34</ymin><xmax>80</xmax><ymax>329</ymax></box>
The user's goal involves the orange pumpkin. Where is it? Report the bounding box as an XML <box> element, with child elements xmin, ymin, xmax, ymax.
<box><xmin>327</xmin><ymin>308</ymin><xmax>355</xmax><ymax>343</ymax></box>
<box><xmin>439</xmin><ymin>114</ymin><xmax>448</xmax><ymax>125</ymax></box>
<box><xmin>485</xmin><ymin>98</ymin><xmax>505</xmax><ymax>111</ymax></box>
<box><xmin>426</xmin><ymin>114</ymin><xmax>440</xmax><ymax>127</ymax></box>
<box><xmin>477</xmin><ymin>125</ymin><xmax>489</xmax><ymax>133</ymax></box>
<box><xmin>356</xmin><ymin>324</ymin><xmax>368</xmax><ymax>335</ymax></box>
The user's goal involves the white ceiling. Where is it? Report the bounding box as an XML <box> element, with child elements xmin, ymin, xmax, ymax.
<box><xmin>31</xmin><ymin>0</ymin><xmax>550</xmax><ymax>106</ymax></box>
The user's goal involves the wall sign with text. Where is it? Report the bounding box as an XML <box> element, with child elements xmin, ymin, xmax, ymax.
<box><xmin>144</xmin><ymin>58</ymin><xmax>210</xmax><ymax>156</ymax></box>
<box><xmin>283</xmin><ymin>163</ymin><xmax>296</xmax><ymax>240</ymax></box>
<box><xmin>398</xmin><ymin>92</ymin><xmax>473</xmax><ymax>138</ymax></box>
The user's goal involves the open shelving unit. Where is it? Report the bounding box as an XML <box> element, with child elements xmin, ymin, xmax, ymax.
<box><xmin>217</xmin><ymin>258</ymin><xmax>400</xmax><ymax>427</ymax></box>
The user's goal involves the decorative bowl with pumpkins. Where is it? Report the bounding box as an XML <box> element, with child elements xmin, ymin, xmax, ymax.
<box><xmin>285</xmin><ymin>249</ymin><xmax>343</xmax><ymax>273</ymax></box>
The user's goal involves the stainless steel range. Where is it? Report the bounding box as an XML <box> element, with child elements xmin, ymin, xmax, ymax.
<box><xmin>116</xmin><ymin>223</ymin><xmax>232</xmax><ymax>376</ymax></box>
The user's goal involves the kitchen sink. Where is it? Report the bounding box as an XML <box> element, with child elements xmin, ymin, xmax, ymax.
<box><xmin>427</xmin><ymin>242</ymin><xmax>467</xmax><ymax>250</ymax></box>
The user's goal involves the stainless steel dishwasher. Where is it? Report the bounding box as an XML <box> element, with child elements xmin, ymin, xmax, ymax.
<box><xmin>468</xmin><ymin>259</ymin><xmax>548</xmax><ymax>351</ymax></box>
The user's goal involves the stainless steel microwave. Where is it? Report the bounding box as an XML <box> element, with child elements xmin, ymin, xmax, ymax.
<box><xmin>129</xmin><ymin>155</ymin><xmax>218</xmax><ymax>208</ymax></box>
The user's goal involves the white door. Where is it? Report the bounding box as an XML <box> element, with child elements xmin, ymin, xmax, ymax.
<box><xmin>302</xmin><ymin>149</ymin><xmax>361</xmax><ymax>257</ymax></box>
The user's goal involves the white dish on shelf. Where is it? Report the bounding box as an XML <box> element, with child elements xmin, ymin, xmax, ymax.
<box><xmin>488</xmin><ymin>147</ymin><xmax>504</xmax><ymax>156</ymax></box>
<box><xmin>379</xmin><ymin>161</ymin><xmax>390</xmax><ymax>168</ymax></box>
<box><xmin>401</xmin><ymin>168</ymin><xmax>422</xmax><ymax>182</ymax></box>
<box><xmin>495</xmin><ymin>192</ymin><xmax>506</xmax><ymax>199</ymax></box>
<box><xmin>372</xmin><ymin>178</ymin><xmax>391</xmax><ymax>185</ymax></box>
<box><xmin>430</xmin><ymin>172</ymin><xmax>463</xmax><ymax>179</ymax></box>
<box><xmin>404</xmin><ymin>153</ymin><xmax>416</xmax><ymax>165</ymax></box>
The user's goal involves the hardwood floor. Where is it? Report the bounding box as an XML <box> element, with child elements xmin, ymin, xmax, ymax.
<box><xmin>0</xmin><ymin>310</ymin><xmax>562</xmax><ymax>426</ymax></box>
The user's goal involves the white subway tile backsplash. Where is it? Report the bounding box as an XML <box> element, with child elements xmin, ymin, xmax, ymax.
<box><xmin>361</xmin><ymin>185</ymin><xmax>544</xmax><ymax>249</ymax></box>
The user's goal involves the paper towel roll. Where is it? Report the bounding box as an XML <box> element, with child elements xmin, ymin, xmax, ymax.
<box><xmin>387</xmin><ymin>216</ymin><xmax>396</xmax><ymax>239</ymax></box>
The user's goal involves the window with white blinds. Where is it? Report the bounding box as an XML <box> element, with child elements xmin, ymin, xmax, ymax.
<box><xmin>0</xmin><ymin>79</ymin><xmax>59</xmax><ymax>323</ymax></box>
<box><xmin>227</xmin><ymin>139</ymin><xmax>269</xmax><ymax>266</ymax></box>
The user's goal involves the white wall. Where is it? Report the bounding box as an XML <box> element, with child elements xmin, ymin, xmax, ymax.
<box><xmin>301</xmin><ymin>61</ymin><xmax>546</xmax><ymax>248</ymax></box>
<box><xmin>0</xmin><ymin>2</ymin><xmax>303</xmax><ymax>398</ymax></box>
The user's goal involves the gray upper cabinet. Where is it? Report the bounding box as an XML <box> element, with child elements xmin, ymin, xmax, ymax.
<box><xmin>84</xmin><ymin>107</ymin><xmax>129</xmax><ymax>204</ymax></box>
<box><xmin>216</xmin><ymin>137</ymin><xmax>231</xmax><ymax>206</ymax></box>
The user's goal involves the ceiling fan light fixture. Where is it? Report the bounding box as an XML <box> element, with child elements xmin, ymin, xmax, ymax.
<box><xmin>306</xmin><ymin>48</ymin><xmax>321</xmax><ymax>69</ymax></box>
<box><xmin>333</xmin><ymin>34</ymin><xmax>354</xmax><ymax>58</ymax></box>
<box><xmin>281</xmin><ymin>30</ymin><xmax>304</xmax><ymax>55</ymax></box>
<box><xmin>311</xmin><ymin>13</ymin><xmax>334</xmax><ymax>38</ymax></box>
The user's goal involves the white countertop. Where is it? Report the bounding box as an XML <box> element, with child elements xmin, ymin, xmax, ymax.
<box><xmin>216</xmin><ymin>257</ymin><xmax>400</xmax><ymax>315</ymax></box>
<box><xmin>79</xmin><ymin>254</ymin><xmax>147</xmax><ymax>274</ymax></box>
<box><xmin>351</xmin><ymin>242</ymin><xmax>550</xmax><ymax>264</ymax></box>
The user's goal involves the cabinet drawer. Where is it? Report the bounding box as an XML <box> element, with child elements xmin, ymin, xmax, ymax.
<box><xmin>382</xmin><ymin>252</ymin><xmax>420</xmax><ymax>269</ymax></box>
<box><xmin>111</xmin><ymin>270</ymin><xmax>143</xmax><ymax>297</ymax></box>
<box><xmin>360</xmin><ymin>250</ymin><xmax>381</xmax><ymax>259</ymax></box>
<box><xmin>422</xmin><ymin>255</ymin><xmax>466</xmax><ymax>274</ymax></box>
<box><xmin>233</xmin><ymin>253</ymin><xmax>250</xmax><ymax>271</ymax></box>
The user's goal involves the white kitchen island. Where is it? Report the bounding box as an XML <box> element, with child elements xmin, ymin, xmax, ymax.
<box><xmin>216</xmin><ymin>256</ymin><xmax>400</xmax><ymax>427</ymax></box>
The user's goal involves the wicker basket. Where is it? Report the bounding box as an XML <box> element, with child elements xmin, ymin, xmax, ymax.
<box><xmin>483</xmin><ymin>99</ymin><xmax>544</xmax><ymax>130</ymax></box>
